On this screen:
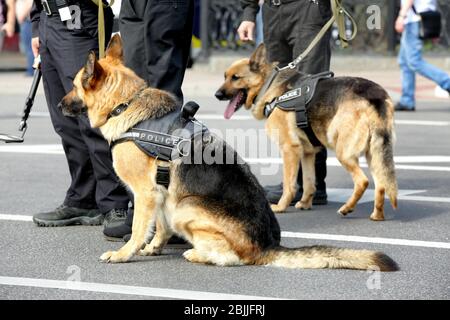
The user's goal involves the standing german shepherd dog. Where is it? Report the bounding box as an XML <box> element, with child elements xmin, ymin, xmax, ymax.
<box><xmin>216</xmin><ymin>44</ymin><xmax>398</xmax><ymax>221</ymax></box>
<box><xmin>59</xmin><ymin>35</ymin><xmax>397</xmax><ymax>271</ymax></box>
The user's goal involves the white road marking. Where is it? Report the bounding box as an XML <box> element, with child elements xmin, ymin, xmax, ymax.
<box><xmin>281</xmin><ymin>232</ymin><xmax>450</xmax><ymax>249</ymax></box>
<box><xmin>394</xmin><ymin>119</ymin><xmax>449</xmax><ymax>126</ymax></box>
<box><xmin>4</xmin><ymin>145</ymin><xmax>450</xmax><ymax>170</ymax></box>
<box><xmin>23</xmin><ymin>112</ymin><xmax>450</xmax><ymax>126</ymax></box>
<box><xmin>0</xmin><ymin>276</ymin><xmax>280</xmax><ymax>300</ymax></box>
<box><xmin>0</xmin><ymin>214</ymin><xmax>32</xmax><ymax>221</ymax></box>
<box><xmin>326</xmin><ymin>188</ymin><xmax>427</xmax><ymax>204</ymax></box>
<box><xmin>1</xmin><ymin>213</ymin><xmax>449</xmax><ymax>249</ymax></box>
<box><xmin>245</xmin><ymin>158</ymin><xmax>450</xmax><ymax>172</ymax></box>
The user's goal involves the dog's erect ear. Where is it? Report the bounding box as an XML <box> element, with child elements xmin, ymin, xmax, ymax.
<box><xmin>105</xmin><ymin>34</ymin><xmax>123</xmax><ymax>61</ymax></box>
<box><xmin>249</xmin><ymin>43</ymin><xmax>267</xmax><ymax>72</ymax></box>
<box><xmin>82</xmin><ymin>51</ymin><xmax>105</xmax><ymax>90</ymax></box>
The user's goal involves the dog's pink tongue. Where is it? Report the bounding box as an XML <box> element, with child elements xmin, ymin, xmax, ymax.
<box><xmin>224</xmin><ymin>93</ymin><xmax>240</xmax><ymax>119</ymax></box>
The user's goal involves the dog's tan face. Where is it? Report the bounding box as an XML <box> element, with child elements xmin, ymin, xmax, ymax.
<box><xmin>215</xmin><ymin>44</ymin><xmax>269</xmax><ymax>119</ymax></box>
<box><xmin>59</xmin><ymin>34</ymin><xmax>144</xmax><ymax>128</ymax></box>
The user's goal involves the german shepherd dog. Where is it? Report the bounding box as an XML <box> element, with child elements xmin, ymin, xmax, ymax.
<box><xmin>59</xmin><ymin>35</ymin><xmax>397</xmax><ymax>271</ymax></box>
<box><xmin>216</xmin><ymin>44</ymin><xmax>398</xmax><ymax>221</ymax></box>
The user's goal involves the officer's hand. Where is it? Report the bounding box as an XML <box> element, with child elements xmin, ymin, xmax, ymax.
<box><xmin>237</xmin><ymin>21</ymin><xmax>255</xmax><ymax>42</ymax></box>
<box><xmin>1</xmin><ymin>21</ymin><xmax>15</xmax><ymax>38</ymax></box>
<box><xmin>32</xmin><ymin>37</ymin><xmax>40</xmax><ymax>58</ymax></box>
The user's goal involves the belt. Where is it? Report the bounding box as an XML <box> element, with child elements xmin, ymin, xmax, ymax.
<box><xmin>40</xmin><ymin>0</ymin><xmax>77</xmax><ymax>16</ymax></box>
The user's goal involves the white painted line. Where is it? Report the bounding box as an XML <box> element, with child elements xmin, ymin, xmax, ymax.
<box><xmin>0</xmin><ymin>144</ymin><xmax>64</xmax><ymax>155</ymax></box>
<box><xmin>2</xmin><ymin>145</ymin><xmax>450</xmax><ymax>172</ymax></box>
<box><xmin>16</xmin><ymin>111</ymin><xmax>450</xmax><ymax>126</ymax></box>
<box><xmin>0</xmin><ymin>214</ymin><xmax>32</xmax><ymax>221</ymax></box>
<box><xmin>281</xmin><ymin>232</ymin><xmax>450</xmax><ymax>249</ymax></box>
<box><xmin>199</xmin><ymin>115</ymin><xmax>449</xmax><ymax>126</ymax></box>
<box><xmin>1</xmin><ymin>214</ymin><xmax>449</xmax><ymax>249</ymax></box>
<box><xmin>395</xmin><ymin>120</ymin><xmax>449</xmax><ymax>126</ymax></box>
<box><xmin>394</xmin><ymin>164</ymin><xmax>450</xmax><ymax>172</ymax></box>
<box><xmin>0</xmin><ymin>276</ymin><xmax>280</xmax><ymax>300</ymax></box>
<box><xmin>245</xmin><ymin>158</ymin><xmax>450</xmax><ymax>172</ymax></box>
<box><xmin>398</xmin><ymin>195</ymin><xmax>450</xmax><ymax>203</ymax></box>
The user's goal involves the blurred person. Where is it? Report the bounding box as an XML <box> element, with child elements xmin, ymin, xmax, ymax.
<box><xmin>1</xmin><ymin>0</ymin><xmax>15</xmax><ymax>37</ymax></box>
<box><xmin>16</xmin><ymin>0</ymin><xmax>34</xmax><ymax>76</ymax></box>
<box><xmin>395</xmin><ymin>0</ymin><xmax>450</xmax><ymax>111</ymax></box>
<box><xmin>30</xmin><ymin>0</ymin><xmax>130</xmax><ymax>228</ymax></box>
<box><xmin>102</xmin><ymin>0</ymin><xmax>194</xmax><ymax>242</ymax></box>
<box><xmin>237</xmin><ymin>0</ymin><xmax>332</xmax><ymax>206</ymax></box>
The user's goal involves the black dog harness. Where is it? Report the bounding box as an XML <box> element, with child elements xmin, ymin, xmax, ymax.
<box><xmin>111</xmin><ymin>101</ymin><xmax>208</xmax><ymax>187</ymax></box>
<box><xmin>263</xmin><ymin>71</ymin><xmax>334</xmax><ymax>147</ymax></box>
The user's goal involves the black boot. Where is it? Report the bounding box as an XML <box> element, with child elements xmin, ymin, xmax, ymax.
<box><xmin>33</xmin><ymin>205</ymin><xmax>103</xmax><ymax>227</ymax></box>
<box><xmin>103</xmin><ymin>208</ymin><xmax>133</xmax><ymax>242</ymax></box>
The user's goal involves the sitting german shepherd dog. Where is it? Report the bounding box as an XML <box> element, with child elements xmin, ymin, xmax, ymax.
<box><xmin>216</xmin><ymin>44</ymin><xmax>398</xmax><ymax>221</ymax></box>
<box><xmin>59</xmin><ymin>35</ymin><xmax>397</xmax><ymax>271</ymax></box>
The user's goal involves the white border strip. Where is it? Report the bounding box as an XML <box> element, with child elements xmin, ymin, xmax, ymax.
<box><xmin>0</xmin><ymin>276</ymin><xmax>280</xmax><ymax>300</ymax></box>
<box><xmin>281</xmin><ymin>232</ymin><xmax>450</xmax><ymax>249</ymax></box>
<box><xmin>21</xmin><ymin>112</ymin><xmax>450</xmax><ymax>126</ymax></box>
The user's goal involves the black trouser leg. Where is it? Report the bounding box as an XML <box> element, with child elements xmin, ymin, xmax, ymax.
<box><xmin>119</xmin><ymin>0</ymin><xmax>194</xmax><ymax>225</ymax></box>
<box><xmin>263</xmin><ymin>0</ymin><xmax>331</xmax><ymax>191</ymax></box>
<box><xmin>39</xmin><ymin>11</ymin><xmax>129</xmax><ymax>213</ymax></box>
<box><xmin>120</xmin><ymin>0</ymin><xmax>194</xmax><ymax>104</ymax></box>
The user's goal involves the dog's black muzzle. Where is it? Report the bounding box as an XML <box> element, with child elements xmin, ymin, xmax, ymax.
<box><xmin>214</xmin><ymin>89</ymin><xmax>227</xmax><ymax>101</ymax></box>
<box><xmin>58</xmin><ymin>99</ymin><xmax>87</xmax><ymax>117</ymax></box>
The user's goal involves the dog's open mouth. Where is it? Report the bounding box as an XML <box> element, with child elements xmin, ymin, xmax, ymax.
<box><xmin>224</xmin><ymin>90</ymin><xmax>247</xmax><ymax>119</ymax></box>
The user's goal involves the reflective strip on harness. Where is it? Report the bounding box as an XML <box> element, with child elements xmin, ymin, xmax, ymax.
<box><xmin>263</xmin><ymin>71</ymin><xmax>334</xmax><ymax>147</ymax></box>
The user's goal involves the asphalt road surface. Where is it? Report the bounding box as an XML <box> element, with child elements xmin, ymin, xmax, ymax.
<box><xmin>0</xmin><ymin>71</ymin><xmax>449</xmax><ymax>300</ymax></box>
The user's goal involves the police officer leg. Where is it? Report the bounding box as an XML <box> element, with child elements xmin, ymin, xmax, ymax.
<box><xmin>33</xmin><ymin>24</ymin><xmax>102</xmax><ymax>227</ymax></box>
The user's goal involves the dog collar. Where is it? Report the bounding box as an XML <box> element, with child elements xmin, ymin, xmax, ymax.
<box><xmin>108</xmin><ymin>87</ymin><xmax>146</xmax><ymax>120</ymax></box>
<box><xmin>254</xmin><ymin>68</ymin><xmax>279</xmax><ymax>105</ymax></box>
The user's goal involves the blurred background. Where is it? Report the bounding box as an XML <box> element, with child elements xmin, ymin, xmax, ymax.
<box><xmin>1</xmin><ymin>0</ymin><xmax>450</xmax><ymax>72</ymax></box>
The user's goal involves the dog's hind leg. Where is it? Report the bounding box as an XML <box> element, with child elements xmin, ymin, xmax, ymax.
<box><xmin>138</xmin><ymin>210</ymin><xmax>173</xmax><ymax>256</ymax></box>
<box><xmin>295</xmin><ymin>151</ymin><xmax>316</xmax><ymax>210</ymax></box>
<box><xmin>336</xmin><ymin>156</ymin><xmax>369</xmax><ymax>216</ymax></box>
<box><xmin>183</xmin><ymin>231</ymin><xmax>242</xmax><ymax>266</ymax></box>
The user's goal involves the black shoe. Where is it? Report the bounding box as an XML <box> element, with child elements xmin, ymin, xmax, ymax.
<box><xmin>103</xmin><ymin>208</ymin><xmax>128</xmax><ymax>229</ymax></box>
<box><xmin>263</xmin><ymin>183</ymin><xmax>283</xmax><ymax>193</ymax></box>
<box><xmin>122</xmin><ymin>233</ymin><xmax>191</xmax><ymax>249</ymax></box>
<box><xmin>33</xmin><ymin>205</ymin><xmax>102</xmax><ymax>227</ymax></box>
<box><xmin>103</xmin><ymin>211</ymin><xmax>133</xmax><ymax>241</ymax></box>
<box><xmin>265</xmin><ymin>184</ymin><xmax>328</xmax><ymax>206</ymax></box>
<box><xmin>395</xmin><ymin>102</ymin><xmax>415</xmax><ymax>111</ymax></box>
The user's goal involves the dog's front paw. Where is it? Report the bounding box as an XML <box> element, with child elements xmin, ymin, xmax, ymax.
<box><xmin>99</xmin><ymin>250</ymin><xmax>131</xmax><ymax>263</ymax></box>
<box><xmin>295</xmin><ymin>201</ymin><xmax>312</xmax><ymax>210</ymax></box>
<box><xmin>138</xmin><ymin>245</ymin><xmax>162</xmax><ymax>256</ymax></box>
<box><xmin>337</xmin><ymin>205</ymin><xmax>354</xmax><ymax>216</ymax></box>
<box><xmin>270</xmin><ymin>204</ymin><xmax>287</xmax><ymax>213</ymax></box>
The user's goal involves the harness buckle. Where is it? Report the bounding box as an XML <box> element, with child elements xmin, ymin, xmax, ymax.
<box><xmin>271</xmin><ymin>0</ymin><xmax>281</xmax><ymax>6</ymax></box>
<box><xmin>41</xmin><ymin>0</ymin><xmax>52</xmax><ymax>15</ymax></box>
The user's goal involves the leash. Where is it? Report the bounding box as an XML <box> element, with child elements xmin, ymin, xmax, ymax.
<box><xmin>278</xmin><ymin>0</ymin><xmax>357</xmax><ymax>71</ymax></box>
<box><xmin>255</xmin><ymin>0</ymin><xmax>356</xmax><ymax>104</ymax></box>
<box><xmin>89</xmin><ymin>0</ymin><xmax>114</xmax><ymax>59</ymax></box>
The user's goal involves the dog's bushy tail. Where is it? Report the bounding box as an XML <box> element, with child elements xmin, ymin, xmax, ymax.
<box><xmin>367</xmin><ymin>99</ymin><xmax>398</xmax><ymax>209</ymax></box>
<box><xmin>255</xmin><ymin>246</ymin><xmax>398</xmax><ymax>271</ymax></box>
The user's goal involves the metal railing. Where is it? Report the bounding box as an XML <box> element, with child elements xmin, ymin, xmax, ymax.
<box><xmin>200</xmin><ymin>0</ymin><xmax>450</xmax><ymax>58</ymax></box>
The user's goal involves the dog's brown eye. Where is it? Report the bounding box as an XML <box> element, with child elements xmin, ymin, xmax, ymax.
<box><xmin>231</xmin><ymin>75</ymin><xmax>240</xmax><ymax>81</ymax></box>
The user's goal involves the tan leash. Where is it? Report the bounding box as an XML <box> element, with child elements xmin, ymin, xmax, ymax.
<box><xmin>278</xmin><ymin>0</ymin><xmax>357</xmax><ymax>71</ymax></box>
<box><xmin>89</xmin><ymin>0</ymin><xmax>114</xmax><ymax>59</ymax></box>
